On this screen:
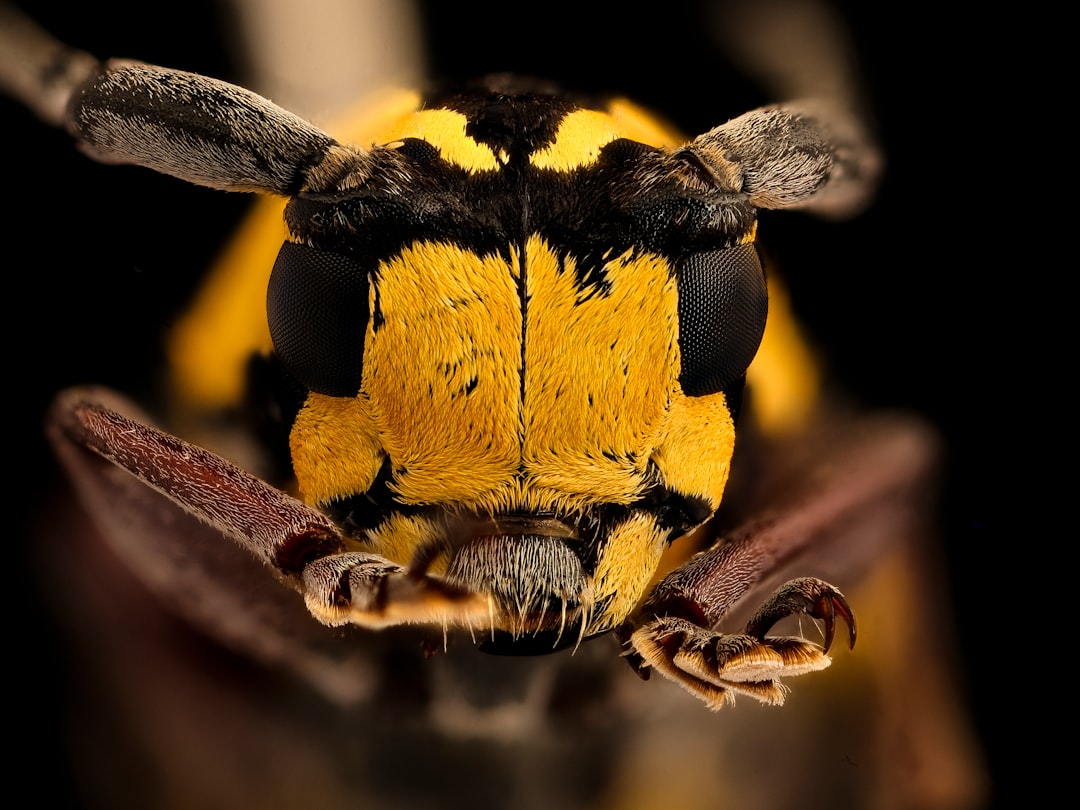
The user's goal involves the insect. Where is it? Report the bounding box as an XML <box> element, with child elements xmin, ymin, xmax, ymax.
<box><xmin>7</xmin><ymin>2</ymin><xmax>986</xmax><ymax>807</ymax></box>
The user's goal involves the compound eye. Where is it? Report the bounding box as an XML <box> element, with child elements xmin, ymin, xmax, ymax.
<box><xmin>267</xmin><ymin>241</ymin><xmax>370</xmax><ymax>397</ymax></box>
<box><xmin>676</xmin><ymin>242</ymin><xmax>768</xmax><ymax>397</ymax></box>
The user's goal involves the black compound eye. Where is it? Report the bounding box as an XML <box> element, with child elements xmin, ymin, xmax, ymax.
<box><xmin>676</xmin><ymin>242</ymin><xmax>768</xmax><ymax>397</ymax></box>
<box><xmin>267</xmin><ymin>241</ymin><xmax>371</xmax><ymax>397</ymax></box>
<box><xmin>392</xmin><ymin>137</ymin><xmax>442</xmax><ymax>161</ymax></box>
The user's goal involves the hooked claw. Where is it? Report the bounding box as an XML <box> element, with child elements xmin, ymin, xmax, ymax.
<box><xmin>744</xmin><ymin>577</ymin><xmax>857</xmax><ymax>652</ymax></box>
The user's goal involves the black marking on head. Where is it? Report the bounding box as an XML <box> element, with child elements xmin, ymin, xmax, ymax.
<box><xmin>323</xmin><ymin>458</ymin><xmax>401</xmax><ymax>535</ymax></box>
<box><xmin>426</xmin><ymin>76</ymin><xmax>583</xmax><ymax>160</ymax></box>
<box><xmin>285</xmin><ymin>88</ymin><xmax>757</xmax><ymax>267</ymax></box>
<box><xmin>285</xmin><ymin>146</ymin><xmax>511</xmax><ymax>265</ymax></box>
<box><xmin>635</xmin><ymin>469</ymin><xmax>715</xmax><ymax>534</ymax></box>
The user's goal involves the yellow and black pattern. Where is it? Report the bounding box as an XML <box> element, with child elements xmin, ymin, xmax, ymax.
<box><xmin>269</xmin><ymin>78</ymin><xmax>768</xmax><ymax>641</ymax></box>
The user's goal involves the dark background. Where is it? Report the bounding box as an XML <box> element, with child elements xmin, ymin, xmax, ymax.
<box><xmin>8</xmin><ymin>1</ymin><xmax>1006</xmax><ymax>805</ymax></box>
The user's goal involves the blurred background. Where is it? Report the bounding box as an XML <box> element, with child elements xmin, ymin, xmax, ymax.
<box><xmin>7</xmin><ymin>1</ymin><xmax>1005</xmax><ymax>806</ymax></box>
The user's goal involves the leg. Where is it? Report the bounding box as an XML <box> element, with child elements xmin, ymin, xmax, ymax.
<box><xmin>619</xmin><ymin>412</ymin><xmax>937</xmax><ymax>709</ymax></box>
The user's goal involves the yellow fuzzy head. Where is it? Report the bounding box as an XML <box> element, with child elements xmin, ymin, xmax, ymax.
<box><xmin>266</xmin><ymin>79</ymin><xmax>768</xmax><ymax>648</ymax></box>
